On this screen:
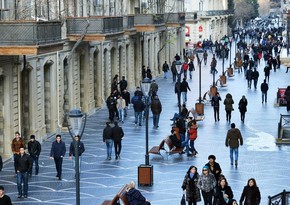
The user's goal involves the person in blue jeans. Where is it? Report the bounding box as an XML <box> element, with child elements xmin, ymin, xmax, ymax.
<box><xmin>103</xmin><ymin>122</ymin><xmax>113</xmax><ymax>160</ymax></box>
<box><xmin>225</xmin><ymin>123</ymin><xmax>243</xmax><ymax>167</ymax></box>
<box><xmin>15</xmin><ymin>147</ymin><xmax>32</xmax><ymax>198</ymax></box>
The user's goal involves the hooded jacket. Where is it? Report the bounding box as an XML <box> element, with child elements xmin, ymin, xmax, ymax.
<box><xmin>225</xmin><ymin>128</ymin><xmax>243</xmax><ymax>148</ymax></box>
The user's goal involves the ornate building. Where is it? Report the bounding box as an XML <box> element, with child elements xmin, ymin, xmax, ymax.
<box><xmin>184</xmin><ymin>0</ymin><xmax>231</xmax><ymax>45</ymax></box>
<box><xmin>0</xmin><ymin>0</ymin><xmax>185</xmax><ymax>159</ymax></box>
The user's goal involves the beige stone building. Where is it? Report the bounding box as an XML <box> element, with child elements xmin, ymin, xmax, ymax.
<box><xmin>185</xmin><ymin>0</ymin><xmax>231</xmax><ymax>45</ymax></box>
<box><xmin>0</xmin><ymin>0</ymin><xmax>185</xmax><ymax>159</ymax></box>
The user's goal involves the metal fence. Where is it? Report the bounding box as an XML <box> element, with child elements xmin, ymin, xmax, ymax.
<box><xmin>66</xmin><ymin>16</ymin><xmax>123</xmax><ymax>35</ymax></box>
<box><xmin>0</xmin><ymin>21</ymin><xmax>62</xmax><ymax>45</ymax></box>
<box><xmin>123</xmin><ymin>15</ymin><xmax>134</xmax><ymax>29</ymax></box>
<box><xmin>134</xmin><ymin>14</ymin><xmax>164</xmax><ymax>25</ymax></box>
<box><xmin>269</xmin><ymin>190</ymin><xmax>290</xmax><ymax>205</ymax></box>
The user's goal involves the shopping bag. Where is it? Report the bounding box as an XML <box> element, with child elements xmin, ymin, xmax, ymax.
<box><xmin>180</xmin><ymin>193</ymin><xmax>186</xmax><ymax>205</ymax></box>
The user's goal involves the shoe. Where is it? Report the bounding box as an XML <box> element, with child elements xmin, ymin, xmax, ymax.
<box><xmin>179</xmin><ymin>151</ymin><xmax>185</xmax><ymax>154</ymax></box>
<box><xmin>18</xmin><ymin>195</ymin><xmax>22</xmax><ymax>198</ymax></box>
<box><xmin>115</xmin><ymin>156</ymin><xmax>118</xmax><ymax>160</ymax></box>
<box><xmin>139</xmin><ymin>124</ymin><xmax>142</xmax><ymax>126</ymax></box>
<box><xmin>187</xmin><ymin>154</ymin><xmax>192</xmax><ymax>157</ymax></box>
<box><xmin>235</xmin><ymin>160</ymin><xmax>238</xmax><ymax>167</ymax></box>
<box><xmin>24</xmin><ymin>195</ymin><xmax>27</xmax><ymax>198</ymax></box>
<box><xmin>58</xmin><ymin>177</ymin><xmax>62</xmax><ymax>180</ymax></box>
<box><xmin>35</xmin><ymin>172</ymin><xmax>38</xmax><ymax>175</ymax></box>
<box><xmin>108</xmin><ymin>157</ymin><xmax>111</xmax><ymax>160</ymax></box>
<box><xmin>170</xmin><ymin>118</ymin><xmax>174</xmax><ymax>121</ymax></box>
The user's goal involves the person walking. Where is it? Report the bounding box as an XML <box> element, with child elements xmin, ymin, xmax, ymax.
<box><xmin>150</xmin><ymin>80</ymin><xmax>159</xmax><ymax>97</ymax></box>
<box><xmin>203</xmin><ymin>50</ymin><xmax>208</xmax><ymax>65</ymax></box>
<box><xmin>197</xmin><ymin>165</ymin><xmax>217</xmax><ymax>205</ymax></box>
<box><xmin>188</xmin><ymin>119</ymin><xmax>198</xmax><ymax>156</ymax></box>
<box><xmin>205</xmin><ymin>155</ymin><xmax>222</xmax><ymax>184</ymax></box>
<box><xmin>162</xmin><ymin>61</ymin><xmax>169</xmax><ymax>79</ymax></box>
<box><xmin>264</xmin><ymin>64</ymin><xmax>270</xmax><ymax>82</ymax></box>
<box><xmin>260</xmin><ymin>79</ymin><xmax>269</xmax><ymax>104</ymax></box>
<box><xmin>122</xmin><ymin>89</ymin><xmax>130</xmax><ymax>117</ymax></box>
<box><xmin>116</xmin><ymin>95</ymin><xmax>126</xmax><ymax>123</ymax></box>
<box><xmin>181</xmin><ymin>166</ymin><xmax>201</xmax><ymax>205</ymax></box>
<box><xmin>11</xmin><ymin>131</ymin><xmax>25</xmax><ymax>175</ymax></box>
<box><xmin>103</xmin><ymin>122</ymin><xmax>113</xmax><ymax>160</ymax></box>
<box><xmin>69</xmin><ymin>135</ymin><xmax>85</xmax><ymax>175</ymax></box>
<box><xmin>188</xmin><ymin>59</ymin><xmax>195</xmax><ymax>80</ymax></box>
<box><xmin>112</xmin><ymin>121</ymin><xmax>124</xmax><ymax>160</ymax></box>
<box><xmin>252</xmin><ymin>68</ymin><xmax>259</xmax><ymax>89</ymax></box>
<box><xmin>132</xmin><ymin>95</ymin><xmax>145</xmax><ymax>126</ymax></box>
<box><xmin>50</xmin><ymin>134</ymin><xmax>66</xmax><ymax>180</ymax></box>
<box><xmin>118</xmin><ymin>76</ymin><xmax>128</xmax><ymax>92</ymax></box>
<box><xmin>0</xmin><ymin>186</ymin><xmax>12</xmax><ymax>205</ymax></box>
<box><xmin>15</xmin><ymin>147</ymin><xmax>32</xmax><ymax>198</ymax></box>
<box><xmin>225</xmin><ymin>123</ymin><xmax>243</xmax><ymax>167</ymax></box>
<box><xmin>216</xmin><ymin>177</ymin><xmax>234</xmax><ymax>205</ymax></box>
<box><xmin>223</xmin><ymin>93</ymin><xmax>234</xmax><ymax>123</ymax></box>
<box><xmin>180</xmin><ymin>78</ymin><xmax>191</xmax><ymax>105</ymax></box>
<box><xmin>150</xmin><ymin>95</ymin><xmax>162</xmax><ymax>128</ymax></box>
<box><xmin>239</xmin><ymin>178</ymin><xmax>261</xmax><ymax>205</ymax></box>
<box><xmin>28</xmin><ymin>135</ymin><xmax>41</xmax><ymax>176</ymax></box>
<box><xmin>210</xmin><ymin>56</ymin><xmax>218</xmax><ymax>74</ymax></box>
<box><xmin>212</xmin><ymin>92</ymin><xmax>222</xmax><ymax>122</ymax></box>
<box><xmin>106</xmin><ymin>93</ymin><xmax>117</xmax><ymax>123</ymax></box>
<box><xmin>285</xmin><ymin>86</ymin><xmax>290</xmax><ymax>112</ymax></box>
<box><xmin>171</xmin><ymin>61</ymin><xmax>177</xmax><ymax>82</ymax></box>
<box><xmin>245</xmin><ymin>68</ymin><xmax>253</xmax><ymax>89</ymax></box>
<box><xmin>238</xmin><ymin>95</ymin><xmax>248</xmax><ymax>123</ymax></box>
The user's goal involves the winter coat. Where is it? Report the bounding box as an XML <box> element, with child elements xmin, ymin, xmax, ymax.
<box><xmin>216</xmin><ymin>185</ymin><xmax>234</xmax><ymax>205</ymax></box>
<box><xmin>224</xmin><ymin>93</ymin><xmax>234</xmax><ymax>111</ymax></box>
<box><xmin>205</xmin><ymin>162</ymin><xmax>222</xmax><ymax>182</ymax></box>
<box><xmin>182</xmin><ymin>173</ymin><xmax>201</xmax><ymax>202</ymax></box>
<box><xmin>197</xmin><ymin>173</ymin><xmax>216</xmax><ymax>192</ymax></box>
<box><xmin>133</xmin><ymin>98</ymin><xmax>145</xmax><ymax>112</ymax></box>
<box><xmin>15</xmin><ymin>153</ymin><xmax>32</xmax><ymax>173</ymax></box>
<box><xmin>212</xmin><ymin>95</ymin><xmax>221</xmax><ymax>108</ymax></box>
<box><xmin>150</xmin><ymin>98</ymin><xmax>162</xmax><ymax>115</ymax></box>
<box><xmin>50</xmin><ymin>140</ymin><xmax>66</xmax><ymax>158</ymax></box>
<box><xmin>112</xmin><ymin>125</ymin><xmax>124</xmax><ymax>141</ymax></box>
<box><xmin>240</xmin><ymin>186</ymin><xmax>261</xmax><ymax>205</ymax></box>
<box><xmin>28</xmin><ymin>140</ymin><xmax>41</xmax><ymax>157</ymax></box>
<box><xmin>11</xmin><ymin>138</ymin><xmax>25</xmax><ymax>154</ymax></box>
<box><xmin>103</xmin><ymin>126</ymin><xmax>113</xmax><ymax>142</ymax></box>
<box><xmin>69</xmin><ymin>140</ymin><xmax>85</xmax><ymax>157</ymax></box>
<box><xmin>188</xmin><ymin>124</ymin><xmax>198</xmax><ymax>140</ymax></box>
<box><xmin>260</xmin><ymin>82</ymin><xmax>268</xmax><ymax>93</ymax></box>
<box><xmin>180</xmin><ymin>80</ymin><xmax>191</xmax><ymax>92</ymax></box>
<box><xmin>126</xmin><ymin>188</ymin><xmax>149</xmax><ymax>205</ymax></box>
<box><xmin>238</xmin><ymin>98</ymin><xmax>248</xmax><ymax>113</ymax></box>
<box><xmin>285</xmin><ymin>87</ymin><xmax>290</xmax><ymax>102</ymax></box>
<box><xmin>225</xmin><ymin>128</ymin><xmax>243</xmax><ymax>148</ymax></box>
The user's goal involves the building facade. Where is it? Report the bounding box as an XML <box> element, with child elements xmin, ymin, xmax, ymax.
<box><xmin>184</xmin><ymin>0</ymin><xmax>231</xmax><ymax>45</ymax></box>
<box><xmin>0</xmin><ymin>0</ymin><xmax>185</xmax><ymax>159</ymax></box>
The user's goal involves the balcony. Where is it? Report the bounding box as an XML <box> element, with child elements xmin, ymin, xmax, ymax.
<box><xmin>0</xmin><ymin>21</ymin><xmax>63</xmax><ymax>55</ymax></box>
<box><xmin>123</xmin><ymin>15</ymin><xmax>137</xmax><ymax>35</ymax></box>
<box><xmin>134</xmin><ymin>14</ymin><xmax>165</xmax><ymax>32</ymax></box>
<box><xmin>66</xmin><ymin>16</ymin><xmax>124</xmax><ymax>42</ymax></box>
<box><xmin>197</xmin><ymin>10</ymin><xmax>234</xmax><ymax>18</ymax></box>
<box><xmin>164</xmin><ymin>12</ymin><xmax>185</xmax><ymax>27</ymax></box>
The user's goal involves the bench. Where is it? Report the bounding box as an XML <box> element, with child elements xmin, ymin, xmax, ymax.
<box><xmin>101</xmin><ymin>184</ymin><xmax>129</xmax><ymax>205</ymax></box>
<box><xmin>164</xmin><ymin>137</ymin><xmax>184</xmax><ymax>155</ymax></box>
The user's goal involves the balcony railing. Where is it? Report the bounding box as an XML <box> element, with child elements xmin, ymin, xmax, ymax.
<box><xmin>134</xmin><ymin>14</ymin><xmax>164</xmax><ymax>25</ymax></box>
<box><xmin>66</xmin><ymin>16</ymin><xmax>123</xmax><ymax>35</ymax></box>
<box><xmin>123</xmin><ymin>15</ymin><xmax>135</xmax><ymax>30</ymax></box>
<box><xmin>197</xmin><ymin>10</ymin><xmax>234</xmax><ymax>17</ymax></box>
<box><xmin>0</xmin><ymin>21</ymin><xmax>62</xmax><ymax>46</ymax></box>
<box><xmin>164</xmin><ymin>12</ymin><xmax>185</xmax><ymax>24</ymax></box>
<box><xmin>268</xmin><ymin>190</ymin><xmax>290</xmax><ymax>205</ymax></box>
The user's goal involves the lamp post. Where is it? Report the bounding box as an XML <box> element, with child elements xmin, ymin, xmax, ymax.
<box><xmin>138</xmin><ymin>77</ymin><xmax>153</xmax><ymax>186</ymax></box>
<box><xmin>234</xmin><ymin>33</ymin><xmax>238</xmax><ymax>58</ymax></box>
<box><xmin>228</xmin><ymin>36</ymin><xmax>233</xmax><ymax>77</ymax></box>
<box><xmin>175</xmin><ymin>60</ymin><xmax>183</xmax><ymax>113</ymax></box>
<box><xmin>141</xmin><ymin>77</ymin><xmax>151</xmax><ymax>166</ymax></box>
<box><xmin>220</xmin><ymin>39</ymin><xmax>226</xmax><ymax>85</ymax></box>
<box><xmin>67</xmin><ymin>109</ymin><xmax>87</xmax><ymax>205</ymax></box>
<box><xmin>195</xmin><ymin>48</ymin><xmax>204</xmax><ymax>115</ymax></box>
<box><xmin>210</xmin><ymin>46</ymin><xmax>217</xmax><ymax>96</ymax></box>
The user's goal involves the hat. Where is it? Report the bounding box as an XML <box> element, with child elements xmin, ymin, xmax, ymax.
<box><xmin>208</xmin><ymin>155</ymin><xmax>216</xmax><ymax>160</ymax></box>
<box><xmin>203</xmin><ymin>166</ymin><xmax>209</xmax><ymax>170</ymax></box>
<box><xmin>30</xmin><ymin>135</ymin><xmax>35</xmax><ymax>139</ymax></box>
<box><xmin>0</xmin><ymin>186</ymin><xmax>4</xmax><ymax>190</ymax></box>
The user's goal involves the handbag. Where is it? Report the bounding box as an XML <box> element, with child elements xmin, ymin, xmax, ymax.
<box><xmin>180</xmin><ymin>193</ymin><xmax>186</xmax><ymax>205</ymax></box>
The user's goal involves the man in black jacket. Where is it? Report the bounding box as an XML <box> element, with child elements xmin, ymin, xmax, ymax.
<box><xmin>260</xmin><ymin>79</ymin><xmax>269</xmax><ymax>103</ymax></box>
<box><xmin>50</xmin><ymin>134</ymin><xmax>66</xmax><ymax>180</ymax></box>
<box><xmin>112</xmin><ymin>121</ymin><xmax>124</xmax><ymax>160</ymax></box>
<box><xmin>28</xmin><ymin>135</ymin><xmax>41</xmax><ymax>176</ymax></box>
<box><xmin>15</xmin><ymin>147</ymin><xmax>32</xmax><ymax>198</ymax></box>
<box><xmin>103</xmin><ymin>122</ymin><xmax>113</xmax><ymax>160</ymax></box>
<box><xmin>69</xmin><ymin>135</ymin><xmax>85</xmax><ymax>174</ymax></box>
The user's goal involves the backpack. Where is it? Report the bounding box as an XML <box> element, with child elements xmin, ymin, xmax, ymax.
<box><xmin>131</xmin><ymin>95</ymin><xmax>138</xmax><ymax>104</ymax></box>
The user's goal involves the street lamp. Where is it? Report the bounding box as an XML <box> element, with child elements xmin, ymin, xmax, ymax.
<box><xmin>195</xmin><ymin>48</ymin><xmax>204</xmax><ymax>115</ymax></box>
<box><xmin>175</xmin><ymin>60</ymin><xmax>183</xmax><ymax>113</ymax></box>
<box><xmin>67</xmin><ymin>109</ymin><xmax>87</xmax><ymax>205</ymax></box>
<box><xmin>141</xmin><ymin>77</ymin><xmax>151</xmax><ymax>166</ymax></box>
<box><xmin>228</xmin><ymin>36</ymin><xmax>234</xmax><ymax>77</ymax></box>
<box><xmin>234</xmin><ymin>33</ymin><xmax>238</xmax><ymax>58</ymax></box>
<box><xmin>138</xmin><ymin>77</ymin><xmax>153</xmax><ymax>186</ymax></box>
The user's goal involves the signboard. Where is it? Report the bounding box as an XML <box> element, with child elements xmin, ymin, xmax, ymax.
<box><xmin>185</xmin><ymin>26</ymin><xmax>190</xmax><ymax>36</ymax></box>
<box><xmin>199</xmin><ymin>26</ymin><xmax>203</xmax><ymax>32</ymax></box>
<box><xmin>277</xmin><ymin>88</ymin><xmax>287</xmax><ymax>106</ymax></box>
